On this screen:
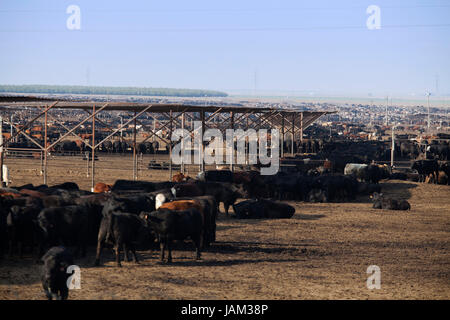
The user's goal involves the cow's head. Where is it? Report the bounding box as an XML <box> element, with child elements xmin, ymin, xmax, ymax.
<box><xmin>155</xmin><ymin>193</ymin><xmax>166</xmax><ymax>210</ymax></box>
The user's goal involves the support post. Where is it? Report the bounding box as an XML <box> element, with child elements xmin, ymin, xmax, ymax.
<box><xmin>153</xmin><ymin>116</ymin><xmax>156</xmax><ymax>142</ymax></box>
<box><xmin>169</xmin><ymin>110</ymin><xmax>173</xmax><ymax>180</ymax></box>
<box><xmin>86</xmin><ymin>152</ymin><xmax>90</xmax><ymax>177</ymax></box>
<box><xmin>181</xmin><ymin>111</ymin><xmax>185</xmax><ymax>175</ymax></box>
<box><xmin>230</xmin><ymin>111</ymin><xmax>234</xmax><ymax>172</ymax></box>
<box><xmin>201</xmin><ymin>111</ymin><xmax>206</xmax><ymax>172</ymax></box>
<box><xmin>91</xmin><ymin>104</ymin><xmax>96</xmax><ymax>192</ymax></box>
<box><xmin>391</xmin><ymin>125</ymin><xmax>395</xmax><ymax>168</ymax></box>
<box><xmin>300</xmin><ymin>112</ymin><xmax>304</xmax><ymax>143</ymax></box>
<box><xmin>10</xmin><ymin>115</ymin><xmax>13</xmax><ymax>143</ymax></box>
<box><xmin>281</xmin><ymin>114</ymin><xmax>285</xmax><ymax>158</ymax></box>
<box><xmin>40</xmin><ymin>151</ymin><xmax>43</xmax><ymax>175</ymax></box>
<box><xmin>427</xmin><ymin>93</ymin><xmax>431</xmax><ymax>132</ymax></box>
<box><xmin>44</xmin><ymin>108</ymin><xmax>48</xmax><ymax>185</ymax></box>
<box><xmin>133</xmin><ymin>110</ymin><xmax>137</xmax><ymax>181</ymax></box>
<box><xmin>291</xmin><ymin>113</ymin><xmax>295</xmax><ymax>156</ymax></box>
<box><xmin>245</xmin><ymin>113</ymin><xmax>249</xmax><ymax>166</ymax></box>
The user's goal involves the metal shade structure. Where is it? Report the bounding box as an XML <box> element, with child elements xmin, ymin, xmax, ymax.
<box><xmin>0</xmin><ymin>95</ymin><xmax>336</xmax><ymax>188</ymax></box>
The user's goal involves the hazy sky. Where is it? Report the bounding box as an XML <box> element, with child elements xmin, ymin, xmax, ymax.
<box><xmin>0</xmin><ymin>0</ymin><xmax>449</xmax><ymax>97</ymax></box>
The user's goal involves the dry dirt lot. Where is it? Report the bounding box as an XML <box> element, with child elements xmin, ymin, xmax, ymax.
<box><xmin>0</xmin><ymin>156</ymin><xmax>449</xmax><ymax>299</ymax></box>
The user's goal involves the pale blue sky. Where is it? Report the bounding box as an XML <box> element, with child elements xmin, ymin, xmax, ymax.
<box><xmin>0</xmin><ymin>0</ymin><xmax>449</xmax><ymax>97</ymax></box>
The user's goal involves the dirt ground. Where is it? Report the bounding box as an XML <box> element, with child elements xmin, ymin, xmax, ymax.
<box><xmin>1</xmin><ymin>155</ymin><xmax>449</xmax><ymax>300</ymax></box>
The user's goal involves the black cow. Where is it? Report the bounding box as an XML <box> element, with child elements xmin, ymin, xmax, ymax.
<box><xmin>38</xmin><ymin>206</ymin><xmax>90</xmax><ymax>257</ymax></box>
<box><xmin>142</xmin><ymin>208</ymin><xmax>203</xmax><ymax>263</ymax></box>
<box><xmin>197</xmin><ymin>170</ymin><xmax>234</xmax><ymax>183</ymax></box>
<box><xmin>51</xmin><ymin>182</ymin><xmax>79</xmax><ymax>192</ymax></box>
<box><xmin>265</xmin><ymin>172</ymin><xmax>299</xmax><ymax>200</ymax></box>
<box><xmin>427</xmin><ymin>144</ymin><xmax>449</xmax><ymax>161</ymax></box>
<box><xmin>233</xmin><ymin>199</ymin><xmax>295</xmax><ymax>219</ymax></box>
<box><xmin>191</xmin><ymin>195</ymin><xmax>218</xmax><ymax>244</ymax></box>
<box><xmin>361</xmin><ymin>165</ymin><xmax>389</xmax><ymax>184</ymax></box>
<box><xmin>42</xmin><ymin>194</ymin><xmax>74</xmax><ymax>208</ymax></box>
<box><xmin>234</xmin><ymin>170</ymin><xmax>269</xmax><ymax>199</ymax></box>
<box><xmin>411</xmin><ymin>160</ymin><xmax>439</xmax><ymax>183</ymax></box>
<box><xmin>74</xmin><ymin>194</ymin><xmax>111</xmax><ymax>245</ymax></box>
<box><xmin>311</xmin><ymin>174</ymin><xmax>358</xmax><ymax>202</ymax></box>
<box><xmin>168</xmin><ymin>195</ymin><xmax>218</xmax><ymax>246</ymax></box>
<box><xmin>196</xmin><ymin>181</ymin><xmax>247</xmax><ymax>215</ymax></box>
<box><xmin>171</xmin><ymin>182</ymin><xmax>203</xmax><ymax>198</ymax></box>
<box><xmin>400</xmin><ymin>142</ymin><xmax>419</xmax><ymax>159</ymax></box>
<box><xmin>101</xmin><ymin>194</ymin><xmax>155</xmax><ymax>217</ymax></box>
<box><xmin>41</xmin><ymin>246</ymin><xmax>74</xmax><ymax>300</ymax></box>
<box><xmin>112</xmin><ymin>180</ymin><xmax>174</xmax><ymax>193</ymax></box>
<box><xmin>6</xmin><ymin>199</ymin><xmax>43</xmax><ymax>258</ymax></box>
<box><xmin>95</xmin><ymin>212</ymin><xmax>153</xmax><ymax>267</ymax></box>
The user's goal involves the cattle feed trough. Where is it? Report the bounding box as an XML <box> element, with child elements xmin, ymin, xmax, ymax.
<box><xmin>0</xmin><ymin>95</ymin><xmax>335</xmax><ymax>189</ymax></box>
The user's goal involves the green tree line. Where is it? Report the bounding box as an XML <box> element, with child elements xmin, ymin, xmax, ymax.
<box><xmin>0</xmin><ymin>85</ymin><xmax>228</xmax><ymax>97</ymax></box>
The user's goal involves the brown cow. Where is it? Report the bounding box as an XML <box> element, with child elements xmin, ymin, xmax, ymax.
<box><xmin>159</xmin><ymin>199</ymin><xmax>203</xmax><ymax>212</ymax></box>
<box><xmin>172</xmin><ymin>172</ymin><xmax>186</xmax><ymax>183</ymax></box>
<box><xmin>0</xmin><ymin>192</ymin><xmax>22</xmax><ymax>199</ymax></box>
<box><xmin>20</xmin><ymin>189</ymin><xmax>46</xmax><ymax>198</ymax></box>
<box><xmin>172</xmin><ymin>172</ymin><xmax>194</xmax><ymax>183</ymax></box>
<box><xmin>93</xmin><ymin>182</ymin><xmax>112</xmax><ymax>193</ymax></box>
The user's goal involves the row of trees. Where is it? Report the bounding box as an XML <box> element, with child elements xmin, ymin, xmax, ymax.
<box><xmin>0</xmin><ymin>85</ymin><xmax>228</xmax><ymax>97</ymax></box>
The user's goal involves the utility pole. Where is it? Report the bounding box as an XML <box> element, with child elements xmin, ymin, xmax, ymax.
<box><xmin>153</xmin><ymin>116</ymin><xmax>156</xmax><ymax>142</ymax></box>
<box><xmin>120</xmin><ymin>115</ymin><xmax>123</xmax><ymax>138</ymax></box>
<box><xmin>426</xmin><ymin>92</ymin><xmax>431</xmax><ymax>132</ymax></box>
<box><xmin>391</xmin><ymin>125</ymin><xmax>395</xmax><ymax>168</ymax></box>
<box><xmin>385</xmin><ymin>96</ymin><xmax>389</xmax><ymax>126</ymax></box>
<box><xmin>10</xmin><ymin>115</ymin><xmax>13</xmax><ymax>143</ymax></box>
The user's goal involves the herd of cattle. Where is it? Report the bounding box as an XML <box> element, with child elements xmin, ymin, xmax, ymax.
<box><xmin>8</xmin><ymin>136</ymin><xmax>163</xmax><ymax>155</ymax></box>
<box><xmin>1</xmin><ymin>151</ymin><xmax>448</xmax><ymax>299</ymax></box>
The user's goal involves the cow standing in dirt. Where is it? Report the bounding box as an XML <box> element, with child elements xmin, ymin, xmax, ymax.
<box><xmin>142</xmin><ymin>208</ymin><xmax>203</xmax><ymax>263</ymax></box>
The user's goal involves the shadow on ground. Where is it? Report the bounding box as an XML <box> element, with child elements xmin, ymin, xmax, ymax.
<box><xmin>354</xmin><ymin>181</ymin><xmax>418</xmax><ymax>203</ymax></box>
<box><xmin>293</xmin><ymin>213</ymin><xmax>326</xmax><ymax>220</ymax></box>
